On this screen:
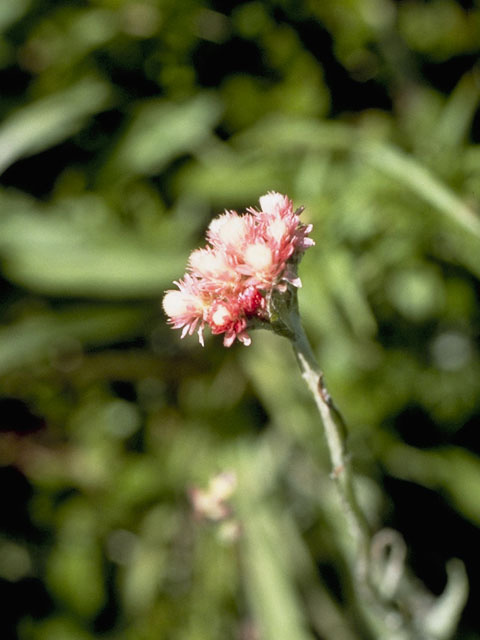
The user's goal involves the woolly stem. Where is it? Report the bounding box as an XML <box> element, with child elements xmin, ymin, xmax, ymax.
<box><xmin>287</xmin><ymin>310</ymin><xmax>371</xmax><ymax>581</ymax></box>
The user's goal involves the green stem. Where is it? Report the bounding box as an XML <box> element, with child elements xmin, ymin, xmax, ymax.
<box><xmin>284</xmin><ymin>313</ymin><xmax>411</xmax><ymax>639</ymax></box>
<box><xmin>287</xmin><ymin>310</ymin><xmax>371</xmax><ymax>582</ymax></box>
<box><xmin>268</xmin><ymin>284</ymin><xmax>372</xmax><ymax>583</ymax></box>
<box><xmin>267</xmin><ymin>288</ymin><xmax>467</xmax><ymax>639</ymax></box>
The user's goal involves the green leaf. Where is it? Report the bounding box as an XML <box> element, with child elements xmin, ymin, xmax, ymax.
<box><xmin>237</xmin><ymin>445</ymin><xmax>315</xmax><ymax>640</ymax></box>
<box><xmin>1</xmin><ymin>241</ymin><xmax>184</xmax><ymax>297</ymax></box>
<box><xmin>0</xmin><ymin>0</ymin><xmax>31</xmax><ymax>32</ymax></box>
<box><xmin>0</xmin><ymin>306</ymin><xmax>145</xmax><ymax>374</ymax></box>
<box><xmin>0</xmin><ymin>200</ymin><xmax>185</xmax><ymax>297</ymax></box>
<box><xmin>380</xmin><ymin>437</ymin><xmax>480</xmax><ymax>526</ymax></box>
<box><xmin>0</xmin><ymin>77</ymin><xmax>112</xmax><ymax>175</ymax></box>
<box><xmin>360</xmin><ymin>141</ymin><xmax>480</xmax><ymax>239</ymax></box>
<box><xmin>46</xmin><ymin>499</ymin><xmax>105</xmax><ymax>618</ymax></box>
<box><xmin>25</xmin><ymin>615</ymin><xmax>95</xmax><ymax>640</ymax></box>
<box><xmin>46</xmin><ymin>542</ymin><xmax>105</xmax><ymax>618</ymax></box>
<box><xmin>101</xmin><ymin>93</ymin><xmax>222</xmax><ymax>179</ymax></box>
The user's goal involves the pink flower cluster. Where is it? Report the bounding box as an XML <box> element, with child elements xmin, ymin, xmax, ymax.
<box><xmin>162</xmin><ymin>192</ymin><xmax>314</xmax><ymax>347</ymax></box>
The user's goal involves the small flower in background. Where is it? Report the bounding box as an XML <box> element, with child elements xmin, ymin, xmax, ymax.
<box><xmin>237</xmin><ymin>620</ymin><xmax>261</xmax><ymax>640</ymax></box>
<box><xmin>189</xmin><ymin>470</ymin><xmax>237</xmax><ymax>522</ymax></box>
<box><xmin>189</xmin><ymin>471</ymin><xmax>242</xmax><ymax>543</ymax></box>
<box><xmin>163</xmin><ymin>192</ymin><xmax>314</xmax><ymax>346</ymax></box>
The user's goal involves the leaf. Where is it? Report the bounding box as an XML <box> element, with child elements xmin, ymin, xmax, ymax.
<box><xmin>381</xmin><ymin>437</ymin><xmax>480</xmax><ymax>526</ymax></box>
<box><xmin>0</xmin><ymin>306</ymin><xmax>145</xmax><ymax>375</ymax></box>
<box><xmin>0</xmin><ymin>77</ymin><xmax>112</xmax><ymax>175</ymax></box>
<box><xmin>435</xmin><ymin>72</ymin><xmax>480</xmax><ymax>150</ymax></box>
<box><xmin>235</xmin><ymin>114</ymin><xmax>352</xmax><ymax>153</ymax></box>
<box><xmin>237</xmin><ymin>114</ymin><xmax>480</xmax><ymax>240</ymax></box>
<box><xmin>29</xmin><ymin>616</ymin><xmax>95</xmax><ymax>640</ymax></box>
<box><xmin>236</xmin><ymin>445</ymin><xmax>315</xmax><ymax>640</ymax></box>
<box><xmin>360</xmin><ymin>141</ymin><xmax>480</xmax><ymax>239</ymax></box>
<box><xmin>1</xmin><ymin>241</ymin><xmax>184</xmax><ymax>297</ymax></box>
<box><xmin>46</xmin><ymin>542</ymin><xmax>105</xmax><ymax>618</ymax></box>
<box><xmin>0</xmin><ymin>200</ymin><xmax>186</xmax><ymax>297</ymax></box>
<box><xmin>0</xmin><ymin>0</ymin><xmax>31</xmax><ymax>32</ymax></box>
<box><xmin>46</xmin><ymin>499</ymin><xmax>105</xmax><ymax>619</ymax></box>
<box><xmin>101</xmin><ymin>93</ymin><xmax>222</xmax><ymax>179</ymax></box>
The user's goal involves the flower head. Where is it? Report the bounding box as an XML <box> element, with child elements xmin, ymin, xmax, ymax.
<box><xmin>163</xmin><ymin>192</ymin><xmax>314</xmax><ymax>346</ymax></box>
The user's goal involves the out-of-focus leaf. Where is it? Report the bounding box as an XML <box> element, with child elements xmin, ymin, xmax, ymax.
<box><xmin>239</xmin><ymin>114</ymin><xmax>480</xmax><ymax>241</ymax></box>
<box><xmin>0</xmin><ymin>206</ymin><xmax>185</xmax><ymax>297</ymax></box>
<box><xmin>61</xmin><ymin>8</ymin><xmax>120</xmax><ymax>59</ymax></box>
<box><xmin>122</xmin><ymin>542</ymin><xmax>166</xmax><ymax>617</ymax></box>
<box><xmin>0</xmin><ymin>0</ymin><xmax>31</xmax><ymax>33</ymax></box>
<box><xmin>176</xmin><ymin>148</ymin><xmax>283</xmax><ymax>205</ymax></box>
<box><xmin>322</xmin><ymin>248</ymin><xmax>377</xmax><ymax>337</ymax></box>
<box><xmin>235</xmin><ymin>115</ymin><xmax>353</xmax><ymax>154</ymax></box>
<box><xmin>101</xmin><ymin>93</ymin><xmax>222</xmax><ymax>179</ymax></box>
<box><xmin>0</xmin><ymin>539</ymin><xmax>31</xmax><ymax>582</ymax></box>
<box><xmin>176</xmin><ymin>516</ymin><xmax>238</xmax><ymax>640</ymax></box>
<box><xmin>386</xmin><ymin>265</ymin><xmax>445</xmax><ymax>322</ymax></box>
<box><xmin>46</xmin><ymin>499</ymin><xmax>105</xmax><ymax>618</ymax></box>
<box><xmin>108</xmin><ymin>456</ymin><xmax>163</xmax><ymax>511</ymax></box>
<box><xmin>237</xmin><ymin>445</ymin><xmax>315</xmax><ymax>640</ymax></box>
<box><xmin>120</xmin><ymin>506</ymin><xmax>174</xmax><ymax>617</ymax></box>
<box><xmin>0</xmin><ymin>77</ymin><xmax>112</xmax><ymax>175</ymax></box>
<box><xmin>1</xmin><ymin>241</ymin><xmax>184</xmax><ymax>297</ymax></box>
<box><xmin>360</xmin><ymin>142</ymin><xmax>480</xmax><ymax>239</ymax></box>
<box><xmin>46</xmin><ymin>541</ymin><xmax>105</xmax><ymax>618</ymax></box>
<box><xmin>436</xmin><ymin>72</ymin><xmax>480</xmax><ymax>150</ymax></box>
<box><xmin>398</xmin><ymin>0</ymin><xmax>477</xmax><ymax>58</ymax></box>
<box><xmin>0</xmin><ymin>306</ymin><xmax>145</xmax><ymax>374</ymax></box>
<box><xmin>381</xmin><ymin>438</ymin><xmax>480</xmax><ymax>526</ymax></box>
<box><xmin>23</xmin><ymin>615</ymin><xmax>95</xmax><ymax>640</ymax></box>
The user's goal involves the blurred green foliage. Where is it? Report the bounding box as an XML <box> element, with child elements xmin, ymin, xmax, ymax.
<box><xmin>1</xmin><ymin>1</ymin><xmax>480</xmax><ymax>639</ymax></box>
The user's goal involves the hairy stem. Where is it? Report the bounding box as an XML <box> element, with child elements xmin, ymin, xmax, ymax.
<box><xmin>287</xmin><ymin>311</ymin><xmax>371</xmax><ymax>582</ymax></box>
<box><xmin>266</xmin><ymin>283</ymin><xmax>467</xmax><ymax>638</ymax></box>
<box><xmin>267</xmin><ymin>284</ymin><xmax>373</xmax><ymax>584</ymax></box>
<box><xmin>279</xmin><ymin>309</ymin><xmax>468</xmax><ymax>640</ymax></box>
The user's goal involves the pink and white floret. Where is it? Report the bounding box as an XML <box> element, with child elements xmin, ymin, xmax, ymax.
<box><xmin>163</xmin><ymin>192</ymin><xmax>314</xmax><ymax>347</ymax></box>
